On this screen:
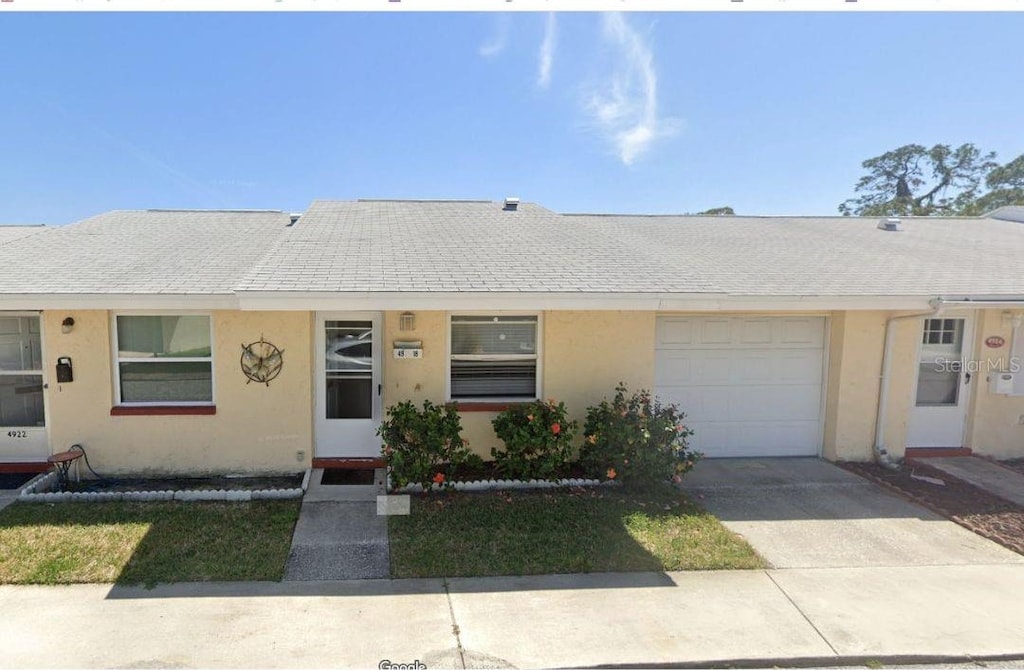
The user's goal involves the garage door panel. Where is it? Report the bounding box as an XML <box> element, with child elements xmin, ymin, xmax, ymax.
<box><xmin>700</xmin><ymin>319</ymin><xmax>733</xmax><ymax>345</ymax></box>
<box><xmin>656</xmin><ymin>318</ymin><xmax>694</xmax><ymax>346</ymax></box>
<box><xmin>741</xmin><ymin>385</ymin><xmax>822</xmax><ymax>421</ymax></box>
<box><xmin>781</xmin><ymin>318</ymin><xmax>825</xmax><ymax>347</ymax></box>
<box><xmin>739</xmin><ymin>319</ymin><xmax>773</xmax><ymax>345</ymax></box>
<box><xmin>655</xmin><ymin>316</ymin><xmax>825</xmax><ymax>458</ymax></box>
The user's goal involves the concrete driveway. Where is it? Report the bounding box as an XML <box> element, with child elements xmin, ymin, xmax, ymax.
<box><xmin>682</xmin><ymin>458</ymin><xmax>1024</xmax><ymax>569</ymax></box>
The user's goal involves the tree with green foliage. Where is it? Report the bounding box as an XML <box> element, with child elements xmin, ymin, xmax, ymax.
<box><xmin>972</xmin><ymin>154</ymin><xmax>1024</xmax><ymax>214</ymax></box>
<box><xmin>839</xmin><ymin>143</ymin><xmax>999</xmax><ymax>217</ymax></box>
<box><xmin>696</xmin><ymin>206</ymin><xmax>735</xmax><ymax>216</ymax></box>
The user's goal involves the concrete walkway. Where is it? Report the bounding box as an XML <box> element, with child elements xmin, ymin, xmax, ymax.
<box><xmin>283</xmin><ymin>469</ymin><xmax>389</xmax><ymax>581</ymax></box>
<box><xmin>0</xmin><ymin>489</ymin><xmax>18</xmax><ymax>512</ymax></box>
<box><xmin>4</xmin><ymin>565</ymin><xmax>1024</xmax><ymax>668</ymax></box>
<box><xmin>922</xmin><ymin>457</ymin><xmax>1024</xmax><ymax>507</ymax></box>
<box><xmin>682</xmin><ymin>458</ymin><xmax>1023</xmax><ymax>569</ymax></box>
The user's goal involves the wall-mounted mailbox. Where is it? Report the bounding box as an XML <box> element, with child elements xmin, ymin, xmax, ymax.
<box><xmin>989</xmin><ymin>371</ymin><xmax>1015</xmax><ymax>395</ymax></box>
<box><xmin>56</xmin><ymin>357</ymin><xmax>73</xmax><ymax>383</ymax></box>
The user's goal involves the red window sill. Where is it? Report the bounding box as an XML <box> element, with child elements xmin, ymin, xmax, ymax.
<box><xmin>110</xmin><ymin>406</ymin><xmax>217</xmax><ymax>416</ymax></box>
<box><xmin>453</xmin><ymin>401</ymin><xmax>533</xmax><ymax>412</ymax></box>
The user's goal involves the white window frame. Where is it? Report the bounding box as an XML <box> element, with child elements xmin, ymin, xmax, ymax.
<box><xmin>446</xmin><ymin>311</ymin><xmax>543</xmax><ymax>402</ymax></box>
<box><xmin>111</xmin><ymin>311</ymin><xmax>216</xmax><ymax>406</ymax></box>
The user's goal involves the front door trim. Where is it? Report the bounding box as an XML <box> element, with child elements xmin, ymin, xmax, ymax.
<box><xmin>313</xmin><ymin>311</ymin><xmax>383</xmax><ymax>459</ymax></box>
<box><xmin>906</xmin><ymin>312</ymin><xmax>974</xmax><ymax>448</ymax></box>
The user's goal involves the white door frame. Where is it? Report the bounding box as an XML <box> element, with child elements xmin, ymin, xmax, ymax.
<box><xmin>313</xmin><ymin>311</ymin><xmax>383</xmax><ymax>459</ymax></box>
<box><xmin>906</xmin><ymin>313</ymin><xmax>974</xmax><ymax>448</ymax></box>
<box><xmin>0</xmin><ymin>311</ymin><xmax>49</xmax><ymax>462</ymax></box>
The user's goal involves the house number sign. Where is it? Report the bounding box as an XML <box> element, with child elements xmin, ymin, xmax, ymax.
<box><xmin>985</xmin><ymin>336</ymin><xmax>1006</xmax><ymax>349</ymax></box>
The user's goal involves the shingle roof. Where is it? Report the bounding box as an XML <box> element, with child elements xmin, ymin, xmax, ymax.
<box><xmin>236</xmin><ymin>200</ymin><xmax>1024</xmax><ymax>297</ymax></box>
<box><xmin>0</xmin><ymin>225</ymin><xmax>46</xmax><ymax>247</ymax></box>
<box><xmin>3</xmin><ymin>201</ymin><xmax>1024</xmax><ymax>300</ymax></box>
<box><xmin>0</xmin><ymin>210</ymin><xmax>292</xmax><ymax>295</ymax></box>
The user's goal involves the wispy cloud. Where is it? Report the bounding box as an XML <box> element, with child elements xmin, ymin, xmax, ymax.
<box><xmin>585</xmin><ymin>13</ymin><xmax>678</xmax><ymax>166</ymax></box>
<box><xmin>537</xmin><ymin>13</ymin><xmax>557</xmax><ymax>89</ymax></box>
<box><xmin>479</xmin><ymin>15</ymin><xmax>510</xmax><ymax>58</ymax></box>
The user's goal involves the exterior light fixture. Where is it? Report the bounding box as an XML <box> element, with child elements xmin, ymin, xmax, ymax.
<box><xmin>400</xmin><ymin>312</ymin><xmax>416</xmax><ymax>331</ymax></box>
<box><xmin>61</xmin><ymin>317</ymin><xmax>75</xmax><ymax>334</ymax></box>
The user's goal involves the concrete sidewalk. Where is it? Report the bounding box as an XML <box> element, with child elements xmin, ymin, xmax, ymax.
<box><xmin>922</xmin><ymin>457</ymin><xmax>1024</xmax><ymax>507</ymax></box>
<box><xmin>4</xmin><ymin>564</ymin><xmax>1024</xmax><ymax>669</ymax></box>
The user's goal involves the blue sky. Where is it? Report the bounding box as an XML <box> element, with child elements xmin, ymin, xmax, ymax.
<box><xmin>2</xmin><ymin>11</ymin><xmax>1022</xmax><ymax>223</ymax></box>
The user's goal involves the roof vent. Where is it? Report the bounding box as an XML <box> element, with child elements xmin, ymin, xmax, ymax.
<box><xmin>877</xmin><ymin>217</ymin><xmax>902</xmax><ymax>232</ymax></box>
<box><xmin>503</xmin><ymin>197</ymin><xmax>520</xmax><ymax>211</ymax></box>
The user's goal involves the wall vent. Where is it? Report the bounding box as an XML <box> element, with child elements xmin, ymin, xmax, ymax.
<box><xmin>877</xmin><ymin>217</ymin><xmax>902</xmax><ymax>232</ymax></box>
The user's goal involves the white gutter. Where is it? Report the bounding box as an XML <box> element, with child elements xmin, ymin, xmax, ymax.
<box><xmin>874</xmin><ymin>306</ymin><xmax>943</xmax><ymax>468</ymax></box>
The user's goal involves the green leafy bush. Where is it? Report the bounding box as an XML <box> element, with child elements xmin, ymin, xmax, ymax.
<box><xmin>491</xmin><ymin>399</ymin><xmax>579</xmax><ymax>481</ymax></box>
<box><xmin>580</xmin><ymin>384</ymin><xmax>699</xmax><ymax>489</ymax></box>
<box><xmin>378</xmin><ymin>400</ymin><xmax>474</xmax><ymax>490</ymax></box>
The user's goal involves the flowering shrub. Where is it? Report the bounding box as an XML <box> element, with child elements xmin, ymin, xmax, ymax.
<box><xmin>580</xmin><ymin>384</ymin><xmax>699</xmax><ymax>489</ymax></box>
<box><xmin>378</xmin><ymin>400</ymin><xmax>475</xmax><ymax>490</ymax></box>
<box><xmin>491</xmin><ymin>399</ymin><xmax>579</xmax><ymax>481</ymax></box>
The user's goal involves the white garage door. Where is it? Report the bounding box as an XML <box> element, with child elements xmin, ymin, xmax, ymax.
<box><xmin>655</xmin><ymin>316</ymin><xmax>825</xmax><ymax>458</ymax></box>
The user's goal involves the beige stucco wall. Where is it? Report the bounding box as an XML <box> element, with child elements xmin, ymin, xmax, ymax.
<box><xmin>965</xmin><ymin>309</ymin><xmax>1024</xmax><ymax>459</ymax></box>
<box><xmin>38</xmin><ymin>305</ymin><xmax>1024</xmax><ymax>473</ymax></box>
<box><xmin>380</xmin><ymin>310</ymin><xmax>657</xmax><ymax>459</ymax></box>
<box><xmin>823</xmin><ymin>311</ymin><xmax>883</xmax><ymax>461</ymax></box>
<box><xmin>43</xmin><ymin>310</ymin><xmax>312</xmax><ymax>475</ymax></box>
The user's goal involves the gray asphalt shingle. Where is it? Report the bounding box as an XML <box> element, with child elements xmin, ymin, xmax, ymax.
<box><xmin>0</xmin><ymin>210</ymin><xmax>292</xmax><ymax>295</ymax></box>
<box><xmin>2</xmin><ymin>201</ymin><xmax>1023</xmax><ymax>299</ymax></box>
<box><xmin>237</xmin><ymin>200</ymin><xmax>1024</xmax><ymax>297</ymax></box>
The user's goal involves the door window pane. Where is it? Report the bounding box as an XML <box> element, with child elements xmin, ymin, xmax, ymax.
<box><xmin>0</xmin><ymin>375</ymin><xmax>45</xmax><ymax>427</ymax></box>
<box><xmin>0</xmin><ymin>317</ymin><xmax>42</xmax><ymax>371</ymax></box>
<box><xmin>326</xmin><ymin>375</ymin><xmax>372</xmax><ymax>419</ymax></box>
<box><xmin>325</xmin><ymin>321</ymin><xmax>373</xmax><ymax>372</ymax></box>
<box><xmin>916</xmin><ymin>362</ymin><xmax>960</xmax><ymax>406</ymax></box>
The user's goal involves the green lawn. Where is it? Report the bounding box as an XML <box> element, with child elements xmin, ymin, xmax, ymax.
<box><xmin>0</xmin><ymin>500</ymin><xmax>300</xmax><ymax>586</ymax></box>
<box><xmin>389</xmin><ymin>487</ymin><xmax>765</xmax><ymax>578</ymax></box>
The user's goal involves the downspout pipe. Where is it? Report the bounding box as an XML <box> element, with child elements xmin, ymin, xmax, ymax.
<box><xmin>873</xmin><ymin>305</ymin><xmax>943</xmax><ymax>469</ymax></box>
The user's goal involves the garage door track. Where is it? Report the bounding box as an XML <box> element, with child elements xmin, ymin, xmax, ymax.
<box><xmin>682</xmin><ymin>458</ymin><xmax>1024</xmax><ymax>569</ymax></box>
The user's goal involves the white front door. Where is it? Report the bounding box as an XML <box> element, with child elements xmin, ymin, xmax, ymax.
<box><xmin>907</xmin><ymin>317</ymin><xmax>973</xmax><ymax>448</ymax></box>
<box><xmin>0</xmin><ymin>314</ymin><xmax>48</xmax><ymax>462</ymax></box>
<box><xmin>314</xmin><ymin>312</ymin><xmax>383</xmax><ymax>459</ymax></box>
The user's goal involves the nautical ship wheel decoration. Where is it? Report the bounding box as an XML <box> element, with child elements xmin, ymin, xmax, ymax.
<box><xmin>240</xmin><ymin>336</ymin><xmax>284</xmax><ymax>386</ymax></box>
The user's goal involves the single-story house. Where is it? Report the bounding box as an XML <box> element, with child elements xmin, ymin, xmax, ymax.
<box><xmin>2</xmin><ymin>199</ymin><xmax>1024</xmax><ymax>475</ymax></box>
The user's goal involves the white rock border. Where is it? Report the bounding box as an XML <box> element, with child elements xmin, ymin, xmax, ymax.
<box><xmin>16</xmin><ymin>471</ymin><xmax>304</xmax><ymax>504</ymax></box>
<box><xmin>393</xmin><ymin>477</ymin><xmax>618</xmax><ymax>494</ymax></box>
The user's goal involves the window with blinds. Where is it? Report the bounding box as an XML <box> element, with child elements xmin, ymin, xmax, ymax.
<box><xmin>450</xmin><ymin>315</ymin><xmax>539</xmax><ymax>399</ymax></box>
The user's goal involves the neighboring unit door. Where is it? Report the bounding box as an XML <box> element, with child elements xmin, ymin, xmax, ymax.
<box><xmin>0</xmin><ymin>314</ymin><xmax>48</xmax><ymax>462</ymax></box>
<box><xmin>907</xmin><ymin>317</ymin><xmax>972</xmax><ymax>448</ymax></box>
<box><xmin>654</xmin><ymin>316</ymin><xmax>825</xmax><ymax>458</ymax></box>
<box><xmin>315</xmin><ymin>313</ymin><xmax>383</xmax><ymax>459</ymax></box>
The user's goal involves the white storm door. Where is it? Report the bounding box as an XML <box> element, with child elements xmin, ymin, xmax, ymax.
<box><xmin>907</xmin><ymin>317</ymin><xmax>973</xmax><ymax>448</ymax></box>
<box><xmin>315</xmin><ymin>313</ymin><xmax>383</xmax><ymax>459</ymax></box>
<box><xmin>0</xmin><ymin>314</ymin><xmax>48</xmax><ymax>462</ymax></box>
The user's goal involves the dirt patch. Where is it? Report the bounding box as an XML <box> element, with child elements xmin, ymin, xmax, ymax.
<box><xmin>840</xmin><ymin>461</ymin><xmax>1024</xmax><ymax>556</ymax></box>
